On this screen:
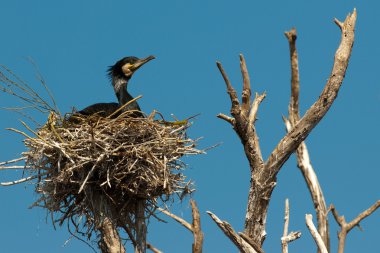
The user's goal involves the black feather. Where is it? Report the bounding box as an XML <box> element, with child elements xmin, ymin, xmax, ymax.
<box><xmin>78</xmin><ymin>102</ymin><xmax>119</xmax><ymax>117</ymax></box>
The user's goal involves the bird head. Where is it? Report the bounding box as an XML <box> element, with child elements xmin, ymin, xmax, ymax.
<box><xmin>108</xmin><ymin>55</ymin><xmax>155</xmax><ymax>81</ymax></box>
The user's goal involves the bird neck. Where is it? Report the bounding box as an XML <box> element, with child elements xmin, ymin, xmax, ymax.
<box><xmin>118</xmin><ymin>85</ymin><xmax>134</xmax><ymax>106</ymax></box>
<box><xmin>113</xmin><ymin>78</ymin><xmax>133</xmax><ymax>105</ymax></box>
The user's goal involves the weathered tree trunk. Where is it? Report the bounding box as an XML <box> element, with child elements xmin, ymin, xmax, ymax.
<box><xmin>99</xmin><ymin>217</ymin><xmax>126</xmax><ymax>253</ymax></box>
<box><xmin>88</xmin><ymin>190</ymin><xmax>126</xmax><ymax>253</ymax></box>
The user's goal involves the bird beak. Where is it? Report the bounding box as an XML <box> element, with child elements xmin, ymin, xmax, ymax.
<box><xmin>130</xmin><ymin>55</ymin><xmax>155</xmax><ymax>72</ymax></box>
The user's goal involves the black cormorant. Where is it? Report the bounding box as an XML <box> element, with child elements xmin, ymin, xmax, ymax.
<box><xmin>75</xmin><ymin>55</ymin><xmax>155</xmax><ymax>118</ymax></box>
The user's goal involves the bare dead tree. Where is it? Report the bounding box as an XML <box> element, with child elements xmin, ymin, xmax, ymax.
<box><xmin>214</xmin><ymin>9</ymin><xmax>357</xmax><ymax>249</ymax></box>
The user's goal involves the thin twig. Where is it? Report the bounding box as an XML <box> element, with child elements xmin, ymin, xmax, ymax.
<box><xmin>0</xmin><ymin>165</ymin><xmax>30</xmax><ymax>170</ymax></box>
<box><xmin>0</xmin><ymin>157</ymin><xmax>26</xmax><ymax>166</ymax></box>
<box><xmin>158</xmin><ymin>207</ymin><xmax>192</xmax><ymax>232</ymax></box>
<box><xmin>1</xmin><ymin>172</ymin><xmax>48</xmax><ymax>186</ymax></box>
<box><xmin>0</xmin><ymin>65</ymin><xmax>58</xmax><ymax>114</ymax></box>
<box><xmin>27</xmin><ymin>57</ymin><xmax>61</xmax><ymax>115</ymax></box>
<box><xmin>159</xmin><ymin>200</ymin><xmax>204</xmax><ymax>253</ymax></box>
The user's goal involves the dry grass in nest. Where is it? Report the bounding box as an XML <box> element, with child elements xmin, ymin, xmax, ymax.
<box><xmin>4</xmin><ymin>110</ymin><xmax>203</xmax><ymax>237</ymax></box>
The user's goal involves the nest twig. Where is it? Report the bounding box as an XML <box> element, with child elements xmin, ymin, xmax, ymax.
<box><xmin>0</xmin><ymin>64</ymin><xmax>60</xmax><ymax>116</ymax></box>
<box><xmin>2</xmin><ymin>110</ymin><xmax>203</xmax><ymax>241</ymax></box>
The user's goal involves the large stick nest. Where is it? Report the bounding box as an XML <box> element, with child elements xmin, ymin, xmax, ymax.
<box><xmin>19</xmin><ymin>111</ymin><xmax>202</xmax><ymax>236</ymax></box>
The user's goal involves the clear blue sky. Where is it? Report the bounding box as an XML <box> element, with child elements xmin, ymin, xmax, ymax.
<box><xmin>0</xmin><ymin>1</ymin><xmax>379</xmax><ymax>252</ymax></box>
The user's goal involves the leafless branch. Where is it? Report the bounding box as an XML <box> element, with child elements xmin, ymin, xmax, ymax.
<box><xmin>147</xmin><ymin>243</ymin><xmax>163</xmax><ymax>253</ymax></box>
<box><xmin>190</xmin><ymin>200</ymin><xmax>204</xmax><ymax>253</ymax></box>
<box><xmin>1</xmin><ymin>172</ymin><xmax>48</xmax><ymax>186</ymax></box>
<box><xmin>0</xmin><ymin>157</ymin><xmax>29</xmax><ymax>171</ymax></box>
<box><xmin>158</xmin><ymin>207</ymin><xmax>192</xmax><ymax>232</ymax></box>
<box><xmin>159</xmin><ymin>200</ymin><xmax>203</xmax><ymax>253</ymax></box>
<box><xmin>240</xmin><ymin>54</ymin><xmax>252</xmax><ymax>114</ymax></box>
<box><xmin>282</xmin><ymin>232</ymin><xmax>301</xmax><ymax>246</ymax></box>
<box><xmin>0</xmin><ymin>157</ymin><xmax>27</xmax><ymax>166</ymax></box>
<box><xmin>281</xmin><ymin>199</ymin><xmax>290</xmax><ymax>253</ymax></box>
<box><xmin>284</xmin><ymin>26</ymin><xmax>330</xmax><ymax>251</ymax></box>
<box><xmin>216</xmin><ymin>113</ymin><xmax>235</xmax><ymax>125</ymax></box>
<box><xmin>283</xmin><ymin>199</ymin><xmax>290</xmax><ymax>239</ymax></box>
<box><xmin>305</xmin><ymin>214</ymin><xmax>328</xmax><ymax>253</ymax></box>
<box><xmin>207</xmin><ymin>211</ymin><xmax>258</xmax><ymax>253</ymax></box>
<box><xmin>216</xmin><ymin>61</ymin><xmax>241</xmax><ymax>120</ymax></box>
<box><xmin>329</xmin><ymin>200</ymin><xmax>380</xmax><ymax>253</ymax></box>
<box><xmin>217</xmin><ymin>55</ymin><xmax>264</xmax><ymax>170</ymax></box>
<box><xmin>0</xmin><ymin>165</ymin><xmax>30</xmax><ymax>170</ymax></box>
<box><xmin>281</xmin><ymin>199</ymin><xmax>301</xmax><ymax>253</ymax></box>
<box><xmin>284</xmin><ymin>28</ymin><xmax>300</xmax><ymax>125</ymax></box>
